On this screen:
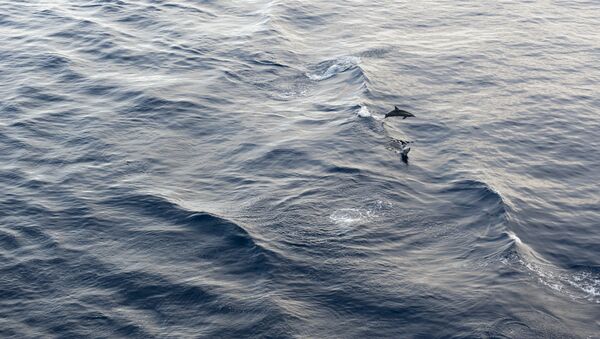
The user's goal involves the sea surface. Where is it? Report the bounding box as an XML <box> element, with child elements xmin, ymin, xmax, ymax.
<box><xmin>1</xmin><ymin>1</ymin><xmax>599</xmax><ymax>338</ymax></box>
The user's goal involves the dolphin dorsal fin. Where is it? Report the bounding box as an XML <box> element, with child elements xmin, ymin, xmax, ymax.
<box><xmin>394</xmin><ymin>105</ymin><xmax>400</xmax><ymax>111</ymax></box>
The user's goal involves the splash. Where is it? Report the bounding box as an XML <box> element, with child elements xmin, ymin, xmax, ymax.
<box><xmin>357</xmin><ymin>105</ymin><xmax>372</xmax><ymax>118</ymax></box>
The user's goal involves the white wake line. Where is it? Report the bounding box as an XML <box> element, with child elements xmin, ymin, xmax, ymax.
<box><xmin>507</xmin><ymin>231</ymin><xmax>599</xmax><ymax>303</ymax></box>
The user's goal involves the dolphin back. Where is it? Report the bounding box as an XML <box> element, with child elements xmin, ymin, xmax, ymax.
<box><xmin>385</xmin><ymin>107</ymin><xmax>414</xmax><ymax>118</ymax></box>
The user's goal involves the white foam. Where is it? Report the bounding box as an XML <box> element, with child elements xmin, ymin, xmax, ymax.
<box><xmin>565</xmin><ymin>272</ymin><xmax>600</xmax><ymax>298</ymax></box>
<box><xmin>329</xmin><ymin>200</ymin><xmax>391</xmax><ymax>225</ymax></box>
<box><xmin>506</xmin><ymin>231</ymin><xmax>599</xmax><ymax>303</ymax></box>
<box><xmin>276</xmin><ymin>87</ymin><xmax>308</xmax><ymax>99</ymax></box>
<box><xmin>357</xmin><ymin>105</ymin><xmax>384</xmax><ymax>121</ymax></box>
<box><xmin>507</xmin><ymin>231</ymin><xmax>523</xmax><ymax>245</ymax></box>
<box><xmin>329</xmin><ymin>208</ymin><xmax>369</xmax><ymax>224</ymax></box>
<box><xmin>357</xmin><ymin>105</ymin><xmax>372</xmax><ymax>117</ymax></box>
<box><xmin>307</xmin><ymin>56</ymin><xmax>360</xmax><ymax>81</ymax></box>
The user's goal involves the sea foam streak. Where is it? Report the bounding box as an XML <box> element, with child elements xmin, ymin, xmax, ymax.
<box><xmin>507</xmin><ymin>232</ymin><xmax>599</xmax><ymax>303</ymax></box>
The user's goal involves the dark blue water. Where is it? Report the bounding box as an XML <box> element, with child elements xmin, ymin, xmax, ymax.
<box><xmin>1</xmin><ymin>1</ymin><xmax>599</xmax><ymax>337</ymax></box>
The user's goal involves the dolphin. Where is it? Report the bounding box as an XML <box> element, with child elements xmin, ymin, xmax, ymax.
<box><xmin>400</xmin><ymin>145</ymin><xmax>410</xmax><ymax>163</ymax></box>
<box><xmin>387</xmin><ymin>138</ymin><xmax>412</xmax><ymax>163</ymax></box>
<box><xmin>385</xmin><ymin>106</ymin><xmax>415</xmax><ymax>119</ymax></box>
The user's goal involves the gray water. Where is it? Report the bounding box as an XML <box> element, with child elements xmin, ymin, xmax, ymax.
<box><xmin>0</xmin><ymin>0</ymin><xmax>599</xmax><ymax>337</ymax></box>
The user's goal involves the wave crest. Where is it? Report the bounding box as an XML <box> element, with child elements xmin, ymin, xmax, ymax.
<box><xmin>102</xmin><ymin>193</ymin><xmax>275</xmax><ymax>274</ymax></box>
<box><xmin>505</xmin><ymin>232</ymin><xmax>599</xmax><ymax>303</ymax></box>
<box><xmin>306</xmin><ymin>56</ymin><xmax>361</xmax><ymax>81</ymax></box>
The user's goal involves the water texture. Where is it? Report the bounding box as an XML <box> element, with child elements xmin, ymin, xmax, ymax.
<box><xmin>1</xmin><ymin>0</ymin><xmax>599</xmax><ymax>338</ymax></box>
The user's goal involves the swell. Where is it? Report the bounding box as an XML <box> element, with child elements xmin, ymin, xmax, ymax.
<box><xmin>505</xmin><ymin>231</ymin><xmax>600</xmax><ymax>304</ymax></box>
<box><xmin>438</xmin><ymin>179</ymin><xmax>600</xmax><ymax>305</ymax></box>
<box><xmin>100</xmin><ymin>192</ymin><xmax>277</xmax><ymax>275</ymax></box>
<box><xmin>0</xmin><ymin>187</ymin><xmax>293</xmax><ymax>336</ymax></box>
<box><xmin>443</xmin><ymin>179</ymin><xmax>507</xmax><ymax>207</ymax></box>
<box><xmin>438</xmin><ymin>179</ymin><xmax>509</xmax><ymax>231</ymax></box>
<box><xmin>0</xmin><ymin>245</ymin><xmax>290</xmax><ymax>338</ymax></box>
<box><xmin>305</xmin><ymin>56</ymin><xmax>367</xmax><ymax>83</ymax></box>
<box><xmin>441</xmin><ymin>179</ymin><xmax>600</xmax><ymax>304</ymax></box>
<box><xmin>415</xmin><ymin>177</ymin><xmax>519</xmax><ymax>268</ymax></box>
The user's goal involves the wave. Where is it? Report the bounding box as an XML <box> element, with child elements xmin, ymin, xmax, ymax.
<box><xmin>306</xmin><ymin>56</ymin><xmax>361</xmax><ymax>81</ymax></box>
<box><xmin>224</xmin><ymin>54</ymin><xmax>368</xmax><ymax>102</ymax></box>
<box><xmin>101</xmin><ymin>192</ymin><xmax>276</xmax><ymax>275</ymax></box>
<box><xmin>439</xmin><ymin>179</ymin><xmax>509</xmax><ymax>222</ymax></box>
<box><xmin>430</xmin><ymin>177</ymin><xmax>599</xmax><ymax>304</ymax></box>
<box><xmin>505</xmin><ymin>231</ymin><xmax>599</xmax><ymax>303</ymax></box>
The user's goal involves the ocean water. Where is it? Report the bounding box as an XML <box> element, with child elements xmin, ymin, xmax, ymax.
<box><xmin>1</xmin><ymin>0</ymin><xmax>599</xmax><ymax>337</ymax></box>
